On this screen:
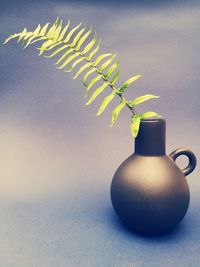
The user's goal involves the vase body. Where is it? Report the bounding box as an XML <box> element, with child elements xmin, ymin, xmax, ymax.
<box><xmin>110</xmin><ymin>118</ymin><xmax>196</xmax><ymax>235</ymax></box>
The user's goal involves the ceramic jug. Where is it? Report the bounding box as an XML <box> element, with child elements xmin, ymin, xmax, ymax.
<box><xmin>110</xmin><ymin>118</ymin><xmax>197</xmax><ymax>235</ymax></box>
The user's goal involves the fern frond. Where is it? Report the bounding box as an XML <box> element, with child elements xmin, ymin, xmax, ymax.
<box><xmin>3</xmin><ymin>18</ymin><xmax>161</xmax><ymax>138</ymax></box>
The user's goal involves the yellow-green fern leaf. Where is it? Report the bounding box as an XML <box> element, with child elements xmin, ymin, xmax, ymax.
<box><xmin>110</xmin><ymin>101</ymin><xmax>126</xmax><ymax>127</ymax></box>
<box><xmin>42</xmin><ymin>41</ymin><xmax>62</xmax><ymax>51</ymax></box>
<box><xmin>23</xmin><ymin>25</ymin><xmax>42</xmax><ymax>48</ymax></box>
<box><xmin>17</xmin><ymin>28</ymin><xmax>28</xmax><ymax>43</ymax></box>
<box><xmin>20</xmin><ymin>32</ymin><xmax>34</xmax><ymax>48</ymax></box>
<box><xmin>82</xmin><ymin>32</ymin><xmax>97</xmax><ymax>54</ymax></box>
<box><xmin>40</xmin><ymin>23</ymin><xmax>50</xmax><ymax>35</ymax></box>
<box><xmin>87</xmin><ymin>38</ymin><xmax>101</xmax><ymax>60</ymax></box>
<box><xmin>44</xmin><ymin>44</ymin><xmax>69</xmax><ymax>58</ymax></box>
<box><xmin>75</xmin><ymin>26</ymin><xmax>92</xmax><ymax>50</ymax></box>
<box><xmin>85</xmin><ymin>82</ymin><xmax>108</xmax><ymax>105</ymax></box>
<box><xmin>73</xmin><ymin>62</ymin><xmax>91</xmax><ymax>79</ymax></box>
<box><xmin>65</xmin><ymin>57</ymin><xmax>85</xmax><ymax>73</ymax></box>
<box><xmin>58</xmin><ymin>52</ymin><xmax>79</xmax><ymax>69</ymax></box>
<box><xmin>139</xmin><ymin>111</ymin><xmax>161</xmax><ymax>119</ymax></box>
<box><xmin>129</xmin><ymin>94</ymin><xmax>160</xmax><ymax>107</ymax></box>
<box><xmin>99</xmin><ymin>54</ymin><xmax>117</xmax><ymax>72</ymax></box>
<box><xmin>3</xmin><ymin>33</ymin><xmax>20</xmax><ymax>44</ymax></box>
<box><xmin>30</xmin><ymin>36</ymin><xmax>47</xmax><ymax>45</ymax></box>
<box><xmin>111</xmin><ymin>68</ymin><xmax>120</xmax><ymax>85</ymax></box>
<box><xmin>83</xmin><ymin>68</ymin><xmax>96</xmax><ymax>88</ymax></box>
<box><xmin>86</xmin><ymin>74</ymin><xmax>102</xmax><ymax>91</ymax></box>
<box><xmin>52</xmin><ymin>20</ymin><xmax>63</xmax><ymax>40</ymax></box>
<box><xmin>71</xmin><ymin>27</ymin><xmax>86</xmax><ymax>47</ymax></box>
<box><xmin>119</xmin><ymin>74</ymin><xmax>142</xmax><ymax>94</ymax></box>
<box><xmin>130</xmin><ymin>114</ymin><xmax>141</xmax><ymax>138</ymax></box>
<box><xmin>64</xmin><ymin>22</ymin><xmax>82</xmax><ymax>43</ymax></box>
<box><xmin>93</xmin><ymin>53</ymin><xmax>113</xmax><ymax>67</ymax></box>
<box><xmin>96</xmin><ymin>91</ymin><xmax>116</xmax><ymax>116</ymax></box>
<box><xmin>38</xmin><ymin>39</ymin><xmax>56</xmax><ymax>55</ymax></box>
<box><xmin>47</xmin><ymin>19</ymin><xmax>59</xmax><ymax>38</ymax></box>
<box><xmin>58</xmin><ymin>19</ymin><xmax>71</xmax><ymax>41</ymax></box>
<box><xmin>104</xmin><ymin>61</ymin><xmax>119</xmax><ymax>79</ymax></box>
<box><xmin>54</xmin><ymin>48</ymin><xmax>73</xmax><ymax>64</ymax></box>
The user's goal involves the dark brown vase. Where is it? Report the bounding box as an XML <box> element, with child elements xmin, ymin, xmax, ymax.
<box><xmin>110</xmin><ymin>118</ymin><xmax>197</xmax><ymax>235</ymax></box>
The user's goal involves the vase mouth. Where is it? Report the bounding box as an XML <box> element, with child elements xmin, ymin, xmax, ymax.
<box><xmin>135</xmin><ymin>117</ymin><xmax>166</xmax><ymax>156</ymax></box>
<box><xmin>140</xmin><ymin>118</ymin><xmax>165</xmax><ymax>123</ymax></box>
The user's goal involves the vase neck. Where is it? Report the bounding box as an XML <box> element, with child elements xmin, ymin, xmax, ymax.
<box><xmin>134</xmin><ymin>118</ymin><xmax>166</xmax><ymax>156</ymax></box>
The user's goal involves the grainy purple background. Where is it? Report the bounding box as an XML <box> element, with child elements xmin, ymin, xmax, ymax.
<box><xmin>0</xmin><ymin>1</ymin><xmax>200</xmax><ymax>266</ymax></box>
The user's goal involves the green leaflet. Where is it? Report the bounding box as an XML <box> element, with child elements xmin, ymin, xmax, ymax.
<box><xmin>93</xmin><ymin>53</ymin><xmax>112</xmax><ymax>66</ymax></box>
<box><xmin>65</xmin><ymin>57</ymin><xmax>85</xmax><ymax>72</ymax></box>
<box><xmin>99</xmin><ymin>54</ymin><xmax>117</xmax><ymax>72</ymax></box>
<box><xmin>83</xmin><ymin>68</ymin><xmax>96</xmax><ymax>88</ymax></box>
<box><xmin>44</xmin><ymin>44</ymin><xmax>69</xmax><ymax>58</ymax></box>
<box><xmin>85</xmin><ymin>82</ymin><xmax>108</xmax><ymax>105</ymax></box>
<box><xmin>82</xmin><ymin>32</ymin><xmax>97</xmax><ymax>54</ymax></box>
<box><xmin>96</xmin><ymin>91</ymin><xmax>116</xmax><ymax>116</ymax></box>
<box><xmin>110</xmin><ymin>101</ymin><xmax>126</xmax><ymax>127</ymax></box>
<box><xmin>64</xmin><ymin>23</ymin><xmax>82</xmax><ymax>43</ymax></box>
<box><xmin>130</xmin><ymin>114</ymin><xmax>141</xmax><ymax>138</ymax></box>
<box><xmin>21</xmin><ymin>32</ymin><xmax>33</xmax><ymax>44</ymax></box>
<box><xmin>38</xmin><ymin>39</ymin><xmax>56</xmax><ymax>55</ymax></box>
<box><xmin>58</xmin><ymin>52</ymin><xmax>80</xmax><ymax>69</ymax></box>
<box><xmin>104</xmin><ymin>61</ymin><xmax>119</xmax><ymax>79</ymax></box>
<box><xmin>70</xmin><ymin>27</ymin><xmax>86</xmax><ymax>47</ymax></box>
<box><xmin>17</xmin><ymin>28</ymin><xmax>27</xmax><ymax>43</ymax></box>
<box><xmin>45</xmin><ymin>42</ymin><xmax>64</xmax><ymax>51</ymax></box>
<box><xmin>30</xmin><ymin>36</ymin><xmax>47</xmax><ymax>45</ymax></box>
<box><xmin>73</xmin><ymin>62</ymin><xmax>91</xmax><ymax>79</ymax></box>
<box><xmin>23</xmin><ymin>25</ymin><xmax>43</xmax><ymax>48</ymax></box>
<box><xmin>111</xmin><ymin>68</ymin><xmax>120</xmax><ymax>85</ymax></box>
<box><xmin>86</xmin><ymin>74</ymin><xmax>102</xmax><ymax>91</ymax></box>
<box><xmin>52</xmin><ymin>20</ymin><xmax>63</xmax><ymax>40</ymax></box>
<box><xmin>3</xmin><ymin>33</ymin><xmax>21</xmax><ymax>44</ymax></box>
<box><xmin>139</xmin><ymin>111</ymin><xmax>161</xmax><ymax>119</ymax></box>
<box><xmin>40</xmin><ymin>23</ymin><xmax>50</xmax><ymax>35</ymax></box>
<box><xmin>47</xmin><ymin>20</ymin><xmax>58</xmax><ymax>38</ymax></box>
<box><xmin>55</xmin><ymin>48</ymin><xmax>73</xmax><ymax>64</ymax></box>
<box><xmin>33</xmin><ymin>24</ymin><xmax>41</xmax><ymax>35</ymax></box>
<box><xmin>75</xmin><ymin>26</ymin><xmax>92</xmax><ymax>51</ymax></box>
<box><xmin>129</xmin><ymin>94</ymin><xmax>160</xmax><ymax>107</ymax></box>
<box><xmin>87</xmin><ymin>38</ymin><xmax>101</xmax><ymax>60</ymax></box>
<box><xmin>119</xmin><ymin>74</ymin><xmax>142</xmax><ymax>94</ymax></box>
<box><xmin>58</xmin><ymin>20</ymin><xmax>70</xmax><ymax>41</ymax></box>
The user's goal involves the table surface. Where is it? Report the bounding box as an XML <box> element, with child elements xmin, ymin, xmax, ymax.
<box><xmin>0</xmin><ymin>0</ymin><xmax>200</xmax><ymax>266</ymax></box>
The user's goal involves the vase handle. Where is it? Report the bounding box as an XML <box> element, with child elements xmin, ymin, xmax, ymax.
<box><xmin>169</xmin><ymin>148</ymin><xmax>197</xmax><ymax>176</ymax></box>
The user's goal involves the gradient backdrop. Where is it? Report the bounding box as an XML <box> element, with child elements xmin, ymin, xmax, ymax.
<box><xmin>0</xmin><ymin>0</ymin><xmax>200</xmax><ymax>266</ymax></box>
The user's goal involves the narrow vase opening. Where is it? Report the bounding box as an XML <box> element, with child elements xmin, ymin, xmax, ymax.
<box><xmin>134</xmin><ymin>118</ymin><xmax>166</xmax><ymax>156</ymax></box>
